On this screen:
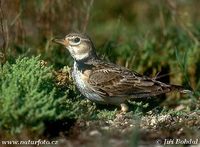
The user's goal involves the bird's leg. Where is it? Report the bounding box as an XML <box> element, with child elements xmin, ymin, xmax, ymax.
<box><xmin>120</xmin><ymin>103</ymin><xmax>129</xmax><ymax>112</ymax></box>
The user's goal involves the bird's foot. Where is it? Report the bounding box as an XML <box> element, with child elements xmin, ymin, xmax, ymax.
<box><xmin>120</xmin><ymin>103</ymin><xmax>129</xmax><ymax>113</ymax></box>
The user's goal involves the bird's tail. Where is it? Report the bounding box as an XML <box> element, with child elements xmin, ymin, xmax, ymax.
<box><xmin>169</xmin><ymin>84</ymin><xmax>193</xmax><ymax>94</ymax></box>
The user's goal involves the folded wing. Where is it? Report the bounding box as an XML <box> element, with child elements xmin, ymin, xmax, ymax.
<box><xmin>88</xmin><ymin>66</ymin><xmax>183</xmax><ymax>99</ymax></box>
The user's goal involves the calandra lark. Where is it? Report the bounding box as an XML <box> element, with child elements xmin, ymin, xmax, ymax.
<box><xmin>54</xmin><ymin>33</ymin><xmax>191</xmax><ymax>112</ymax></box>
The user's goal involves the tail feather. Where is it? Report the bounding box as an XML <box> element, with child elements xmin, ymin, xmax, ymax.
<box><xmin>169</xmin><ymin>84</ymin><xmax>193</xmax><ymax>94</ymax></box>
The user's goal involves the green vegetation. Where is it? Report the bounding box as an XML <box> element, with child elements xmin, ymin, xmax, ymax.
<box><xmin>0</xmin><ymin>56</ymin><xmax>96</xmax><ymax>135</ymax></box>
<box><xmin>0</xmin><ymin>0</ymin><xmax>200</xmax><ymax>146</ymax></box>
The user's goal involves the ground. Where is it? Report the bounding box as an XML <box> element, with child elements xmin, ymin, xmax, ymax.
<box><xmin>0</xmin><ymin>0</ymin><xmax>200</xmax><ymax>146</ymax></box>
<box><xmin>53</xmin><ymin>110</ymin><xmax>200</xmax><ymax>146</ymax></box>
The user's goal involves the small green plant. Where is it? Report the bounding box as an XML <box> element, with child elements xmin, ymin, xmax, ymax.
<box><xmin>0</xmin><ymin>56</ymin><xmax>95</xmax><ymax>135</ymax></box>
<box><xmin>96</xmin><ymin>109</ymin><xmax>117</xmax><ymax>120</ymax></box>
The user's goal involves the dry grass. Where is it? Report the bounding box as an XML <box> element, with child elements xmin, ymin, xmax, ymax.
<box><xmin>0</xmin><ymin>0</ymin><xmax>200</xmax><ymax>146</ymax></box>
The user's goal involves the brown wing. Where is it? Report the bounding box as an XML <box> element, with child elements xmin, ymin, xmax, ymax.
<box><xmin>88</xmin><ymin>66</ymin><xmax>173</xmax><ymax>98</ymax></box>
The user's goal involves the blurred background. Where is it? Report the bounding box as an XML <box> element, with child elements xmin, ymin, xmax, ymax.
<box><xmin>0</xmin><ymin>0</ymin><xmax>200</xmax><ymax>94</ymax></box>
<box><xmin>1</xmin><ymin>0</ymin><xmax>200</xmax><ymax>145</ymax></box>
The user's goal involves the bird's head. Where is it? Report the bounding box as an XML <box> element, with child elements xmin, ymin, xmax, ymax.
<box><xmin>54</xmin><ymin>33</ymin><xmax>97</xmax><ymax>62</ymax></box>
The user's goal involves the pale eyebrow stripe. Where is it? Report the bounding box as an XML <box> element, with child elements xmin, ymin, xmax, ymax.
<box><xmin>68</xmin><ymin>37</ymin><xmax>90</xmax><ymax>42</ymax></box>
<box><xmin>81</xmin><ymin>38</ymin><xmax>90</xmax><ymax>42</ymax></box>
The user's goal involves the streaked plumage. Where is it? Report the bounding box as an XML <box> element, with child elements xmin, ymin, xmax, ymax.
<box><xmin>54</xmin><ymin>33</ymin><xmax>191</xmax><ymax>112</ymax></box>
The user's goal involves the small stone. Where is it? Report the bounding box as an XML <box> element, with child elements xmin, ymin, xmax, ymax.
<box><xmin>175</xmin><ymin>105</ymin><xmax>185</xmax><ymax>111</ymax></box>
<box><xmin>177</xmin><ymin>128</ymin><xmax>184</xmax><ymax>135</ymax></box>
<box><xmin>101</xmin><ymin>126</ymin><xmax>109</xmax><ymax>130</ymax></box>
<box><xmin>89</xmin><ymin>130</ymin><xmax>101</xmax><ymax>137</ymax></box>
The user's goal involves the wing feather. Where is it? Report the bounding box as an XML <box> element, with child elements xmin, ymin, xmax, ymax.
<box><xmin>88</xmin><ymin>66</ymin><xmax>170</xmax><ymax>98</ymax></box>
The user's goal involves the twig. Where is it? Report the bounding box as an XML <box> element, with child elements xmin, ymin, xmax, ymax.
<box><xmin>153</xmin><ymin>72</ymin><xmax>173</xmax><ymax>80</ymax></box>
<box><xmin>0</xmin><ymin>0</ymin><xmax>8</xmax><ymax>63</ymax></box>
<box><xmin>166</xmin><ymin>0</ymin><xmax>199</xmax><ymax>45</ymax></box>
<box><xmin>82</xmin><ymin>0</ymin><xmax>94</xmax><ymax>32</ymax></box>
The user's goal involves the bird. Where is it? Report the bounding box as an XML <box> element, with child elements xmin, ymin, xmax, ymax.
<box><xmin>54</xmin><ymin>33</ymin><xmax>191</xmax><ymax>112</ymax></box>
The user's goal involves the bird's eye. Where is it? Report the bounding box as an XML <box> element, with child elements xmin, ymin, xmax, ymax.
<box><xmin>74</xmin><ymin>37</ymin><xmax>80</xmax><ymax>43</ymax></box>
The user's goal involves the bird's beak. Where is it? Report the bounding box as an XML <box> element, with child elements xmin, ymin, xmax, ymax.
<box><xmin>53</xmin><ymin>38</ymin><xmax>69</xmax><ymax>46</ymax></box>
